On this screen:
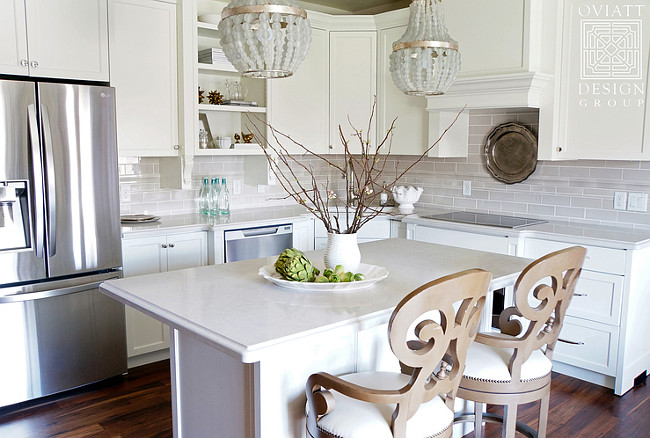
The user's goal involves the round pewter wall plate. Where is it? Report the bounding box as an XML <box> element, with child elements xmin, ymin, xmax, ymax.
<box><xmin>485</xmin><ymin>122</ymin><xmax>538</xmax><ymax>184</ymax></box>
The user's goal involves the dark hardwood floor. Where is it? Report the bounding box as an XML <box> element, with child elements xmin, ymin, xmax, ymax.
<box><xmin>0</xmin><ymin>361</ymin><xmax>648</xmax><ymax>437</ymax></box>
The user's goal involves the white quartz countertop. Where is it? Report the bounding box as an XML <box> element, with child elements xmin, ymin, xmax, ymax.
<box><xmin>121</xmin><ymin>205</ymin><xmax>311</xmax><ymax>237</ymax></box>
<box><xmin>100</xmin><ymin>239</ymin><xmax>532</xmax><ymax>363</ymax></box>
<box><xmin>402</xmin><ymin>210</ymin><xmax>650</xmax><ymax>250</ymax></box>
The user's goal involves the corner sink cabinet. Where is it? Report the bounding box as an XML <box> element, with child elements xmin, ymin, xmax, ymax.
<box><xmin>121</xmin><ymin>230</ymin><xmax>208</xmax><ymax>367</ymax></box>
<box><xmin>0</xmin><ymin>0</ymin><xmax>109</xmax><ymax>80</ymax></box>
<box><xmin>408</xmin><ymin>220</ymin><xmax>650</xmax><ymax>395</ymax></box>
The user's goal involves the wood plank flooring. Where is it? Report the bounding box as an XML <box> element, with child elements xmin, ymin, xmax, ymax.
<box><xmin>0</xmin><ymin>361</ymin><xmax>648</xmax><ymax>437</ymax></box>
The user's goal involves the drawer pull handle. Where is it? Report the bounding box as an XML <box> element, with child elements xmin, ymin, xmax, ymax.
<box><xmin>573</xmin><ymin>293</ymin><xmax>587</xmax><ymax>297</ymax></box>
<box><xmin>558</xmin><ymin>338</ymin><xmax>584</xmax><ymax>346</ymax></box>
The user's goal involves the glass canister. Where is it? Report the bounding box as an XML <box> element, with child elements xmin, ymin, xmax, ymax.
<box><xmin>199</xmin><ymin>129</ymin><xmax>209</xmax><ymax>149</ymax></box>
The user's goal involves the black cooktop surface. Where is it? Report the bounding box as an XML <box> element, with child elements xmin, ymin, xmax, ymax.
<box><xmin>423</xmin><ymin>212</ymin><xmax>547</xmax><ymax>229</ymax></box>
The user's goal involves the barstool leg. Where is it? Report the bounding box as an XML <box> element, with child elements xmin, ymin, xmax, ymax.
<box><xmin>502</xmin><ymin>404</ymin><xmax>517</xmax><ymax>438</ymax></box>
<box><xmin>538</xmin><ymin>391</ymin><xmax>550</xmax><ymax>438</ymax></box>
<box><xmin>474</xmin><ymin>402</ymin><xmax>483</xmax><ymax>438</ymax></box>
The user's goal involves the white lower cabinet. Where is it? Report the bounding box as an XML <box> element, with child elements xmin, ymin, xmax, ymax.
<box><xmin>412</xmin><ymin>225</ymin><xmax>514</xmax><ymax>255</ymax></box>
<box><xmin>121</xmin><ymin>231</ymin><xmax>207</xmax><ymax>365</ymax></box>
<box><xmin>292</xmin><ymin>217</ymin><xmax>315</xmax><ymax>252</ymax></box>
<box><xmin>523</xmin><ymin>237</ymin><xmax>649</xmax><ymax>395</ymax></box>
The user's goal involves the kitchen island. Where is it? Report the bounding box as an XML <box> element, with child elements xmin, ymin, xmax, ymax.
<box><xmin>100</xmin><ymin>238</ymin><xmax>532</xmax><ymax>437</ymax></box>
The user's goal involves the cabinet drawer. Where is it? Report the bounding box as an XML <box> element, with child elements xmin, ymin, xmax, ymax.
<box><xmin>569</xmin><ymin>271</ymin><xmax>623</xmax><ymax>325</ymax></box>
<box><xmin>553</xmin><ymin>318</ymin><xmax>618</xmax><ymax>376</ymax></box>
<box><xmin>414</xmin><ymin>226</ymin><xmax>509</xmax><ymax>255</ymax></box>
<box><xmin>523</xmin><ymin>238</ymin><xmax>626</xmax><ymax>275</ymax></box>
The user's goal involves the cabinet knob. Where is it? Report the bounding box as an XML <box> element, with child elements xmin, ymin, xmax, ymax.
<box><xmin>173</xmin><ymin>144</ymin><xmax>180</xmax><ymax>150</ymax></box>
<box><xmin>169</xmin><ymin>243</ymin><xmax>175</xmax><ymax>248</ymax></box>
<box><xmin>328</xmin><ymin>145</ymin><xmax>333</xmax><ymax>150</ymax></box>
<box><xmin>162</xmin><ymin>244</ymin><xmax>168</xmax><ymax>248</ymax></box>
<box><xmin>30</xmin><ymin>61</ymin><xmax>38</xmax><ymax>68</ymax></box>
<box><xmin>556</xmin><ymin>146</ymin><xmax>563</xmax><ymax>152</ymax></box>
<box><xmin>20</xmin><ymin>59</ymin><xmax>28</xmax><ymax>67</ymax></box>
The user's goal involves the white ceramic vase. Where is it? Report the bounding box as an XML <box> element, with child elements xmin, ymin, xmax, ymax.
<box><xmin>324</xmin><ymin>233</ymin><xmax>361</xmax><ymax>273</ymax></box>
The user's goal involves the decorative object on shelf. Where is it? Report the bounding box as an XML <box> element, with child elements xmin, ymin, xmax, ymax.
<box><xmin>390</xmin><ymin>0</ymin><xmax>461</xmax><ymax>96</ymax></box>
<box><xmin>198</xmin><ymin>114</ymin><xmax>215</xmax><ymax>148</ymax></box>
<box><xmin>247</xmin><ymin>99</ymin><xmax>462</xmax><ymax>267</ymax></box>
<box><xmin>485</xmin><ymin>122</ymin><xmax>538</xmax><ymax>184</ymax></box>
<box><xmin>199</xmin><ymin>129</ymin><xmax>210</xmax><ymax>149</ymax></box>
<box><xmin>225</xmin><ymin>79</ymin><xmax>248</xmax><ymax>101</ymax></box>
<box><xmin>222</xmin><ymin>100</ymin><xmax>258</xmax><ymax>107</ymax></box>
<box><xmin>241</xmin><ymin>132</ymin><xmax>254</xmax><ymax>143</ymax></box>
<box><xmin>217</xmin><ymin>0</ymin><xmax>311</xmax><ymax>78</ymax></box>
<box><xmin>391</xmin><ymin>186</ymin><xmax>424</xmax><ymax>214</ymax></box>
<box><xmin>208</xmin><ymin>90</ymin><xmax>223</xmax><ymax>105</ymax></box>
<box><xmin>233</xmin><ymin>133</ymin><xmax>241</xmax><ymax>143</ymax></box>
<box><xmin>215</xmin><ymin>137</ymin><xmax>232</xmax><ymax>149</ymax></box>
<box><xmin>198</xmin><ymin>87</ymin><xmax>205</xmax><ymax>104</ymax></box>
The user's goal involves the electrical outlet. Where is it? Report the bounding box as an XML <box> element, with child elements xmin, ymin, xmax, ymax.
<box><xmin>257</xmin><ymin>184</ymin><xmax>266</xmax><ymax>194</ymax></box>
<box><xmin>614</xmin><ymin>192</ymin><xmax>627</xmax><ymax>210</ymax></box>
<box><xmin>462</xmin><ymin>181</ymin><xmax>471</xmax><ymax>196</ymax></box>
<box><xmin>119</xmin><ymin>185</ymin><xmax>131</xmax><ymax>202</ymax></box>
<box><xmin>628</xmin><ymin>192</ymin><xmax>648</xmax><ymax>212</ymax></box>
<box><xmin>233</xmin><ymin>179</ymin><xmax>242</xmax><ymax>195</ymax></box>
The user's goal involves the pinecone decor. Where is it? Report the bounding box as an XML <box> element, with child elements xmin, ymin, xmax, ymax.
<box><xmin>208</xmin><ymin>90</ymin><xmax>223</xmax><ymax>105</ymax></box>
<box><xmin>198</xmin><ymin>87</ymin><xmax>204</xmax><ymax>104</ymax></box>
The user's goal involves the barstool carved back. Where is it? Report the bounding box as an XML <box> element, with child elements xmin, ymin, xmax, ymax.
<box><xmin>306</xmin><ymin>268</ymin><xmax>493</xmax><ymax>438</ymax></box>
<box><xmin>455</xmin><ymin>246</ymin><xmax>587</xmax><ymax>438</ymax></box>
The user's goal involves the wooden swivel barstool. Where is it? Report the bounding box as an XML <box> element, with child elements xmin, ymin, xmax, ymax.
<box><xmin>306</xmin><ymin>269</ymin><xmax>493</xmax><ymax>438</ymax></box>
<box><xmin>455</xmin><ymin>246</ymin><xmax>586</xmax><ymax>438</ymax></box>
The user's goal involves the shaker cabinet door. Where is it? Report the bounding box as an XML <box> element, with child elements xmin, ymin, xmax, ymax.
<box><xmin>551</xmin><ymin>0</ymin><xmax>650</xmax><ymax>160</ymax></box>
<box><xmin>24</xmin><ymin>0</ymin><xmax>109</xmax><ymax>81</ymax></box>
<box><xmin>109</xmin><ymin>0</ymin><xmax>179</xmax><ymax>157</ymax></box>
<box><xmin>0</xmin><ymin>0</ymin><xmax>28</xmax><ymax>75</ymax></box>
<box><xmin>268</xmin><ymin>27</ymin><xmax>329</xmax><ymax>154</ymax></box>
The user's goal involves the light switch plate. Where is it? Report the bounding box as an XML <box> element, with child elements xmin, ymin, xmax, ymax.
<box><xmin>119</xmin><ymin>184</ymin><xmax>131</xmax><ymax>202</ymax></box>
<box><xmin>628</xmin><ymin>192</ymin><xmax>648</xmax><ymax>212</ymax></box>
<box><xmin>233</xmin><ymin>179</ymin><xmax>242</xmax><ymax>195</ymax></box>
<box><xmin>462</xmin><ymin>181</ymin><xmax>471</xmax><ymax>196</ymax></box>
<box><xmin>614</xmin><ymin>192</ymin><xmax>627</xmax><ymax>210</ymax></box>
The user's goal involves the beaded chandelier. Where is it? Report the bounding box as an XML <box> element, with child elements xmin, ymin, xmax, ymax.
<box><xmin>218</xmin><ymin>0</ymin><xmax>311</xmax><ymax>79</ymax></box>
<box><xmin>390</xmin><ymin>0</ymin><xmax>461</xmax><ymax>96</ymax></box>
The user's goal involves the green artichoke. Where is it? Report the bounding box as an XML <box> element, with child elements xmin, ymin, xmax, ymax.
<box><xmin>275</xmin><ymin>248</ymin><xmax>320</xmax><ymax>282</ymax></box>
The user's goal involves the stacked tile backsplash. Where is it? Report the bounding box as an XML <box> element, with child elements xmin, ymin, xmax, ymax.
<box><xmin>119</xmin><ymin>108</ymin><xmax>650</xmax><ymax>231</ymax></box>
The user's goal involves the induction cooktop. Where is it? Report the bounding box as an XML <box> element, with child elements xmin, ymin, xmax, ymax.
<box><xmin>423</xmin><ymin>212</ymin><xmax>547</xmax><ymax>229</ymax></box>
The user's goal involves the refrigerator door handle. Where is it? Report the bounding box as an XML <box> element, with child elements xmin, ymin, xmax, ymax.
<box><xmin>0</xmin><ymin>277</ymin><xmax>119</xmax><ymax>303</ymax></box>
<box><xmin>40</xmin><ymin>105</ymin><xmax>57</xmax><ymax>257</ymax></box>
<box><xmin>27</xmin><ymin>104</ymin><xmax>45</xmax><ymax>258</ymax></box>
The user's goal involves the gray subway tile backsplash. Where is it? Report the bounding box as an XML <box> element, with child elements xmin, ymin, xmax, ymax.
<box><xmin>118</xmin><ymin>108</ymin><xmax>650</xmax><ymax>230</ymax></box>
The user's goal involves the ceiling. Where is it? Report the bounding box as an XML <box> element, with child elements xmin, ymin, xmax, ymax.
<box><xmin>299</xmin><ymin>0</ymin><xmax>409</xmax><ymax>14</ymax></box>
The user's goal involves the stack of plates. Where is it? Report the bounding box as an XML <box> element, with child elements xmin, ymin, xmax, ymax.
<box><xmin>198</xmin><ymin>48</ymin><xmax>229</xmax><ymax>64</ymax></box>
<box><xmin>120</xmin><ymin>214</ymin><xmax>161</xmax><ymax>224</ymax></box>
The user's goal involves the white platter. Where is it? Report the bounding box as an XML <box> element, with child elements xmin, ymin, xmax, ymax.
<box><xmin>258</xmin><ymin>263</ymin><xmax>389</xmax><ymax>292</ymax></box>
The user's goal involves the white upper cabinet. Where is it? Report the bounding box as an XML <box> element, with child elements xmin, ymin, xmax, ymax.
<box><xmin>267</xmin><ymin>27</ymin><xmax>330</xmax><ymax>154</ymax></box>
<box><xmin>539</xmin><ymin>0</ymin><xmax>650</xmax><ymax>160</ymax></box>
<box><xmin>109</xmin><ymin>0</ymin><xmax>179</xmax><ymax>157</ymax></box>
<box><xmin>376</xmin><ymin>22</ymin><xmax>429</xmax><ymax>156</ymax></box>
<box><xmin>444</xmin><ymin>0</ymin><xmax>535</xmax><ymax>78</ymax></box>
<box><xmin>0</xmin><ymin>0</ymin><xmax>28</xmax><ymax>76</ymax></box>
<box><xmin>329</xmin><ymin>31</ymin><xmax>377</xmax><ymax>154</ymax></box>
<box><xmin>0</xmin><ymin>0</ymin><xmax>110</xmax><ymax>81</ymax></box>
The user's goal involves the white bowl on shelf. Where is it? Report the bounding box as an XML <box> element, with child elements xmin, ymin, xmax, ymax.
<box><xmin>198</xmin><ymin>14</ymin><xmax>220</xmax><ymax>24</ymax></box>
<box><xmin>392</xmin><ymin>186</ymin><xmax>423</xmax><ymax>214</ymax></box>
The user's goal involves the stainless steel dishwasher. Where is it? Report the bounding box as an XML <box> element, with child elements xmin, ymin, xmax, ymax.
<box><xmin>224</xmin><ymin>224</ymin><xmax>293</xmax><ymax>263</ymax></box>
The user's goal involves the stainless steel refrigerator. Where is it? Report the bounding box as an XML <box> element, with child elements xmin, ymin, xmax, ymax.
<box><xmin>0</xmin><ymin>79</ymin><xmax>126</xmax><ymax>409</ymax></box>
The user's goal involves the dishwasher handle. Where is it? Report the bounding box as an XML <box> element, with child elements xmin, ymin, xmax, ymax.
<box><xmin>225</xmin><ymin>224</ymin><xmax>293</xmax><ymax>240</ymax></box>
